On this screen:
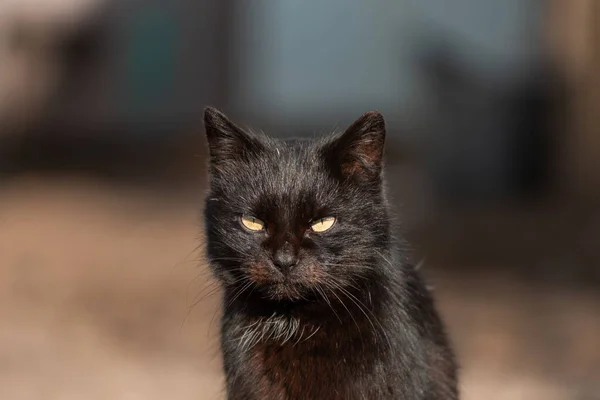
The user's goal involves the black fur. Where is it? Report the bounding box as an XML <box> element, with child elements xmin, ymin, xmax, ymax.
<box><xmin>202</xmin><ymin>107</ymin><xmax>458</xmax><ymax>399</ymax></box>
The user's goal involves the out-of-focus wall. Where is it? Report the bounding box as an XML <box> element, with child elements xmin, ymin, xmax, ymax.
<box><xmin>547</xmin><ymin>0</ymin><xmax>600</xmax><ymax>198</ymax></box>
<box><xmin>0</xmin><ymin>0</ymin><xmax>103</xmax><ymax>135</ymax></box>
<box><xmin>230</xmin><ymin>0</ymin><xmax>544</xmax><ymax>131</ymax></box>
<box><xmin>39</xmin><ymin>0</ymin><xmax>230</xmax><ymax>138</ymax></box>
<box><xmin>0</xmin><ymin>0</ymin><xmax>230</xmax><ymax>141</ymax></box>
<box><xmin>0</xmin><ymin>0</ymin><xmax>596</xmax><ymax>203</ymax></box>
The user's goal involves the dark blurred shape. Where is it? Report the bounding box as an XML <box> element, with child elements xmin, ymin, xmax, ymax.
<box><xmin>416</xmin><ymin>38</ymin><xmax>564</xmax><ymax>204</ymax></box>
<box><xmin>59</xmin><ymin>15</ymin><xmax>106</xmax><ymax>80</ymax></box>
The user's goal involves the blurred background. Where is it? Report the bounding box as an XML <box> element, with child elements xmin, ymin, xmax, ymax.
<box><xmin>1</xmin><ymin>0</ymin><xmax>599</xmax><ymax>399</ymax></box>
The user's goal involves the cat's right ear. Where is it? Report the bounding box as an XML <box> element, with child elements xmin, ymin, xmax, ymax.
<box><xmin>203</xmin><ymin>107</ymin><xmax>263</xmax><ymax>169</ymax></box>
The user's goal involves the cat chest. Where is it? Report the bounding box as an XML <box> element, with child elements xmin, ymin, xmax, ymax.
<box><xmin>240</xmin><ymin>342</ymin><xmax>390</xmax><ymax>400</ymax></box>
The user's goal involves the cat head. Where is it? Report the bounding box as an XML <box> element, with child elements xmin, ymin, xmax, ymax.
<box><xmin>203</xmin><ymin>107</ymin><xmax>390</xmax><ymax>302</ymax></box>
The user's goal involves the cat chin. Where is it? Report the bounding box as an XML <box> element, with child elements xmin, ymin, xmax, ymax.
<box><xmin>255</xmin><ymin>281</ymin><xmax>311</xmax><ymax>302</ymax></box>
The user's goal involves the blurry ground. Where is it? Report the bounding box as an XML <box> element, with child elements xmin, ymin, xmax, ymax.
<box><xmin>1</xmin><ymin>175</ymin><xmax>599</xmax><ymax>400</ymax></box>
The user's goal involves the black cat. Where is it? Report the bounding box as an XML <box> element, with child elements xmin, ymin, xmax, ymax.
<box><xmin>202</xmin><ymin>107</ymin><xmax>458</xmax><ymax>399</ymax></box>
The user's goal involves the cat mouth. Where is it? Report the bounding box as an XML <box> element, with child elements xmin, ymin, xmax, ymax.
<box><xmin>245</xmin><ymin>262</ymin><xmax>323</xmax><ymax>301</ymax></box>
<box><xmin>255</xmin><ymin>280</ymin><xmax>309</xmax><ymax>302</ymax></box>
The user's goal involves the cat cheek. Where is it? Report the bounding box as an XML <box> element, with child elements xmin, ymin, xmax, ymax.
<box><xmin>245</xmin><ymin>261</ymin><xmax>279</xmax><ymax>284</ymax></box>
<box><xmin>299</xmin><ymin>263</ymin><xmax>328</xmax><ymax>285</ymax></box>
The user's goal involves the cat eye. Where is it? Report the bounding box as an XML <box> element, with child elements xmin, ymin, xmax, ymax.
<box><xmin>310</xmin><ymin>217</ymin><xmax>336</xmax><ymax>233</ymax></box>
<box><xmin>240</xmin><ymin>215</ymin><xmax>265</xmax><ymax>231</ymax></box>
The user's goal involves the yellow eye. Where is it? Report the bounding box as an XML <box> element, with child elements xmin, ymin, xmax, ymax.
<box><xmin>310</xmin><ymin>217</ymin><xmax>336</xmax><ymax>233</ymax></box>
<box><xmin>240</xmin><ymin>215</ymin><xmax>265</xmax><ymax>231</ymax></box>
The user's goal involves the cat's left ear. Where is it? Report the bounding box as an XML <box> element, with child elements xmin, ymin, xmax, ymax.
<box><xmin>325</xmin><ymin>110</ymin><xmax>386</xmax><ymax>182</ymax></box>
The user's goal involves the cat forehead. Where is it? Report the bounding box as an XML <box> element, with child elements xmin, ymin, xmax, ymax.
<box><xmin>250</xmin><ymin>138</ymin><xmax>323</xmax><ymax>178</ymax></box>
<box><xmin>215</xmin><ymin>139</ymin><xmax>333</xmax><ymax>202</ymax></box>
<box><xmin>270</xmin><ymin>137</ymin><xmax>316</xmax><ymax>157</ymax></box>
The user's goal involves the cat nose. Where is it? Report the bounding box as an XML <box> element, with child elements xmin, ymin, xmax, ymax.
<box><xmin>273</xmin><ymin>245</ymin><xmax>298</xmax><ymax>273</ymax></box>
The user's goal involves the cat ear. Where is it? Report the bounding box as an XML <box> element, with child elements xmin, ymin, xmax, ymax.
<box><xmin>327</xmin><ymin>110</ymin><xmax>386</xmax><ymax>181</ymax></box>
<box><xmin>203</xmin><ymin>107</ymin><xmax>263</xmax><ymax>168</ymax></box>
